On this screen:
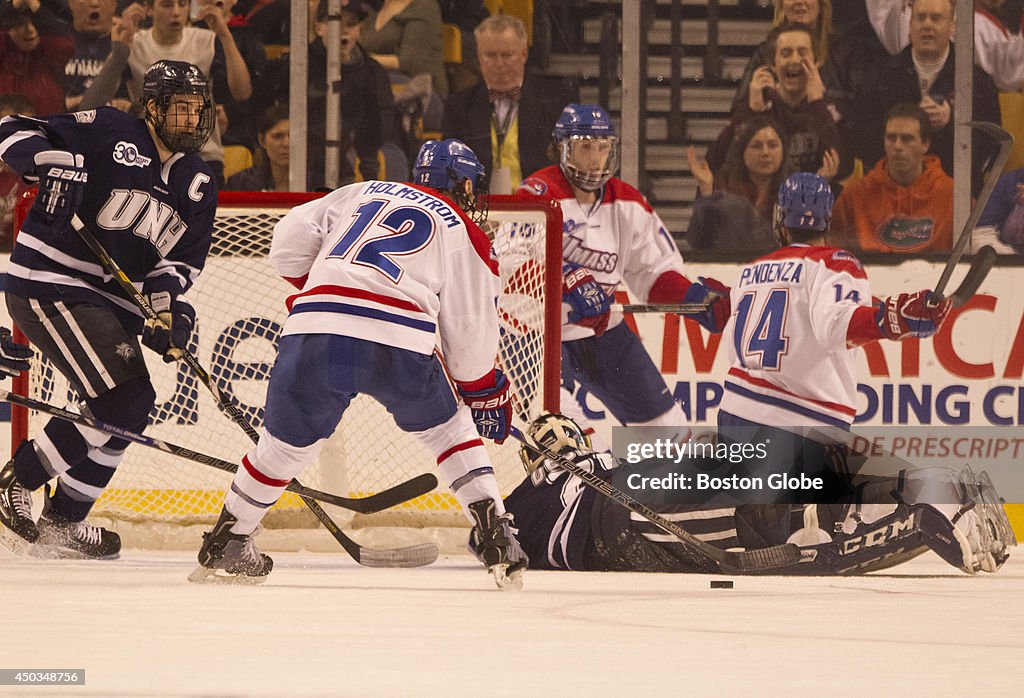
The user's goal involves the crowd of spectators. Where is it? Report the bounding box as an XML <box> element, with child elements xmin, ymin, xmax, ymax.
<box><xmin>0</xmin><ymin>0</ymin><xmax>1021</xmax><ymax>259</ymax></box>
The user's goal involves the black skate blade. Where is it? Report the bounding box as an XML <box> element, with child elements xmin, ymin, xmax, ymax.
<box><xmin>187</xmin><ymin>565</ymin><xmax>269</xmax><ymax>585</ymax></box>
<box><xmin>490</xmin><ymin>563</ymin><xmax>524</xmax><ymax>591</ymax></box>
<box><xmin>356</xmin><ymin>542</ymin><xmax>439</xmax><ymax>568</ymax></box>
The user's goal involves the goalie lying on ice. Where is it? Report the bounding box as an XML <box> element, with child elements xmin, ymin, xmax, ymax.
<box><xmin>499</xmin><ymin>413</ymin><xmax>1016</xmax><ymax>575</ymax></box>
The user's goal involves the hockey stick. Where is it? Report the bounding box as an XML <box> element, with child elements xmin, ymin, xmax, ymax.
<box><xmin>949</xmin><ymin>244</ymin><xmax>997</xmax><ymax>308</ymax></box>
<box><xmin>611</xmin><ymin>302</ymin><xmax>710</xmax><ymax>314</ymax></box>
<box><xmin>930</xmin><ymin>122</ymin><xmax>1013</xmax><ymax>306</ymax></box>
<box><xmin>0</xmin><ymin>388</ymin><xmax>436</xmax><ymax>514</ymax></box>
<box><xmin>510</xmin><ymin>426</ymin><xmax>802</xmax><ymax>574</ymax></box>
<box><xmin>69</xmin><ymin>215</ymin><xmax>439</xmax><ymax>568</ymax></box>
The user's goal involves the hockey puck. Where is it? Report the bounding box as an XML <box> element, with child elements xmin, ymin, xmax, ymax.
<box><xmin>710</xmin><ymin>580</ymin><xmax>734</xmax><ymax>589</ymax></box>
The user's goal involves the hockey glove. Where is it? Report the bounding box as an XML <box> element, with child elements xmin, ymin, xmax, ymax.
<box><xmin>682</xmin><ymin>276</ymin><xmax>731</xmax><ymax>333</ymax></box>
<box><xmin>0</xmin><ymin>327</ymin><xmax>32</xmax><ymax>379</ymax></box>
<box><xmin>456</xmin><ymin>370</ymin><xmax>513</xmax><ymax>444</ymax></box>
<box><xmin>875</xmin><ymin>291</ymin><xmax>951</xmax><ymax>341</ymax></box>
<box><xmin>141</xmin><ymin>292</ymin><xmax>196</xmax><ymax>362</ymax></box>
<box><xmin>562</xmin><ymin>265</ymin><xmax>611</xmax><ymax>336</ymax></box>
<box><xmin>33</xmin><ymin>150</ymin><xmax>88</xmax><ymax>234</ymax></box>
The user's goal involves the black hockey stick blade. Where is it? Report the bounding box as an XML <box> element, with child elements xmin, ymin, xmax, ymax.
<box><xmin>612</xmin><ymin>302</ymin><xmax>711</xmax><ymax>314</ymax></box>
<box><xmin>0</xmin><ymin>389</ymin><xmax>437</xmax><ymax>515</ymax></box>
<box><xmin>511</xmin><ymin>426</ymin><xmax>801</xmax><ymax>573</ymax></box>
<box><xmin>949</xmin><ymin>245</ymin><xmax>997</xmax><ymax>308</ymax></box>
<box><xmin>931</xmin><ymin>122</ymin><xmax>1014</xmax><ymax>302</ymax></box>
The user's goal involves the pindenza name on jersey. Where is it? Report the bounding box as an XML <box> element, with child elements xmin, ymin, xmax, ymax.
<box><xmin>737</xmin><ymin>259</ymin><xmax>805</xmax><ymax>287</ymax></box>
<box><xmin>364</xmin><ymin>181</ymin><xmax>460</xmax><ymax>227</ymax></box>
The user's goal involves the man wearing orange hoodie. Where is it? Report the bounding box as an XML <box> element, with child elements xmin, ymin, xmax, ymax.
<box><xmin>831</xmin><ymin>102</ymin><xmax>953</xmax><ymax>253</ymax></box>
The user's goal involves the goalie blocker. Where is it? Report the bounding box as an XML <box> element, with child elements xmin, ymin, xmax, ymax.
<box><xmin>503</xmin><ymin>414</ymin><xmax>1014</xmax><ymax>575</ymax></box>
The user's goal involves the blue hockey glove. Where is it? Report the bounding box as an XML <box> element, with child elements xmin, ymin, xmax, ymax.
<box><xmin>563</xmin><ymin>264</ymin><xmax>611</xmax><ymax>336</ymax></box>
<box><xmin>141</xmin><ymin>292</ymin><xmax>196</xmax><ymax>362</ymax></box>
<box><xmin>457</xmin><ymin>370</ymin><xmax>513</xmax><ymax>443</ymax></box>
<box><xmin>33</xmin><ymin>150</ymin><xmax>88</xmax><ymax>234</ymax></box>
<box><xmin>0</xmin><ymin>327</ymin><xmax>32</xmax><ymax>379</ymax></box>
<box><xmin>875</xmin><ymin>290</ymin><xmax>951</xmax><ymax>341</ymax></box>
<box><xmin>682</xmin><ymin>277</ymin><xmax>731</xmax><ymax>333</ymax></box>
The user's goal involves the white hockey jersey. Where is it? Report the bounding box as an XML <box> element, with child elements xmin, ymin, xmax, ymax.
<box><xmin>269</xmin><ymin>181</ymin><xmax>501</xmax><ymax>384</ymax></box>
<box><xmin>719</xmin><ymin>245</ymin><xmax>875</xmax><ymax>430</ymax></box>
<box><xmin>518</xmin><ymin>165</ymin><xmax>688</xmax><ymax>341</ymax></box>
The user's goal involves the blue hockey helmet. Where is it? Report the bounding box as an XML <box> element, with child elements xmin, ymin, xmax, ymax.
<box><xmin>553</xmin><ymin>104</ymin><xmax>619</xmax><ymax>191</ymax></box>
<box><xmin>413</xmin><ymin>138</ymin><xmax>488</xmax><ymax>224</ymax></box>
<box><xmin>141</xmin><ymin>60</ymin><xmax>214</xmax><ymax>155</ymax></box>
<box><xmin>773</xmin><ymin>172</ymin><xmax>835</xmax><ymax>244</ymax></box>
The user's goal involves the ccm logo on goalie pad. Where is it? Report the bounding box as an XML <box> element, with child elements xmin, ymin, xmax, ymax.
<box><xmin>840</xmin><ymin>512</ymin><xmax>917</xmax><ymax>554</ymax></box>
<box><xmin>464</xmin><ymin>394</ymin><xmax>511</xmax><ymax>410</ymax></box>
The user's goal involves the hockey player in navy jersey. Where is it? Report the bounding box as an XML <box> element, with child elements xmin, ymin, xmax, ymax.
<box><xmin>190</xmin><ymin>139</ymin><xmax>528</xmax><ymax>588</ymax></box>
<box><xmin>0</xmin><ymin>60</ymin><xmax>216</xmax><ymax>559</ymax></box>
<box><xmin>505</xmin><ymin>413</ymin><xmax>1014</xmax><ymax>576</ymax></box>
<box><xmin>518</xmin><ymin>104</ymin><xmax>730</xmax><ymax>452</ymax></box>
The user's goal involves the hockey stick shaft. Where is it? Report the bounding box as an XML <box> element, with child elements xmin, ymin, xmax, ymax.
<box><xmin>612</xmin><ymin>302</ymin><xmax>711</xmax><ymax>314</ymax></box>
<box><xmin>0</xmin><ymin>389</ymin><xmax>436</xmax><ymax>514</ymax></box>
<box><xmin>931</xmin><ymin>122</ymin><xmax>1014</xmax><ymax>303</ymax></box>
<box><xmin>70</xmin><ymin>216</ymin><xmax>437</xmax><ymax>567</ymax></box>
<box><xmin>949</xmin><ymin>244</ymin><xmax>998</xmax><ymax>308</ymax></box>
<box><xmin>510</xmin><ymin>426</ymin><xmax>802</xmax><ymax>574</ymax></box>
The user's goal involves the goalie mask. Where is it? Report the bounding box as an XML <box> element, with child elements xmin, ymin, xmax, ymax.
<box><xmin>519</xmin><ymin>412</ymin><xmax>592</xmax><ymax>474</ymax></box>
<box><xmin>413</xmin><ymin>138</ymin><xmax>489</xmax><ymax>225</ymax></box>
<box><xmin>553</xmin><ymin>103</ymin><xmax>620</xmax><ymax>192</ymax></box>
<box><xmin>141</xmin><ymin>60</ymin><xmax>215</xmax><ymax>155</ymax></box>
<box><xmin>772</xmin><ymin>172</ymin><xmax>834</xmax><ymax>246</ymax></box>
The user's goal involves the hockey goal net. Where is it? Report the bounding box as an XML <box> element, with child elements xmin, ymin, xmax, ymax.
<box><xmin>10</xmin><ymin>191</ymin><xmax>562</xmax><ymax>533</ymax></box>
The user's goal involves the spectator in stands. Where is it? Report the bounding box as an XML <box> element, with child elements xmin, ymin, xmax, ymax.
<box><xmin>708</xmin><ymin>23</ymin><xmax>841</xmax><ymax>179</ymax></box>
<box><xmin>972</xmin><ymin>167</ymin><xmax>1024</xmax><ymax>254</ymax></box>
<box><xmin>234</xmin><ymin>0</ymin><xmax>287</xmax><ymax>45</ymax></box>
<box><xmin>194</xmin><ymin>0</ymin><xmax>267</xmax><ymax>152</ymax></box>
<box><xmin>847</xmin><ymin>0</ymin><xmax>1002</xmax><ymax>194</ymax></box>
<box><xmin>0</xmin><ymin>0</ymin><xmax>74</xmax><ymax>116</ymax></box>
<box><xmin>0</xmin><ymin>93</ymin><xmax>35</xmax><ymax>252</ymax></box>
<box><xmin>438</xmin><ymin>0</ymin><xmax>488</xmax><ymax>91</ymax></box>
<box><xmin>224</xmin><ymin>104</ymin><xmax>289</xmax><ymax>191</ymax></box>
<box><xmin>81</xmin><ymin>0</ymin><xmax>255</xmax><ymax>185</ymax></box>
<box><xmin>867</xmin><ymin>0</ymin><xmax>1024</xmax><ymax>92</ymax></box>
<box><xmin>64</xmin><ymin>1</ymin><xmax>146</xmax><ymax>111</ymax></box>
<box><xmin>442</xmin><ymin>14</ymin><xmax>577</xmax><ymax>194</ymax></box>
<box><xmin>686</xmin><ymin>116</ymin><xmax>787</xmax><ymax>256</ymax></box>
<box><xmin>267</xmin><ymin>0</ymin><xmax>406</xmax><ymax>189</ymax></box>
<box><xmin>360</xmin><ymin>0</ymin><xmax>448</xmax><ymax>99</ymax></box>
<box><xmin>831</xmin><ymin>102</ymin><xmax>954</xmax><ymax>253</ymax></box>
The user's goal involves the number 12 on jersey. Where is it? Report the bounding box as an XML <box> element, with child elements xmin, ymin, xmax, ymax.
<box><xmin>734</xmin><ymin>289</ymin><xmax>790</xmax><ymax>370</ymax></box>
<box><xmin>328</xmin><ymin>199</ymin><xmax>436</xmax><ymax>282</ymax></box>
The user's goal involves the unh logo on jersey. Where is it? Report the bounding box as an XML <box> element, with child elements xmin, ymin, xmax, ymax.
<box><xmin>112</xmin><ymin>141</ymin><xmax>152</xmax><ymax>168</ymax></box>
<box><xmin>96</xmin><ymin>189</ymin><xmax>187</xmax><ymax>256</ymax></box>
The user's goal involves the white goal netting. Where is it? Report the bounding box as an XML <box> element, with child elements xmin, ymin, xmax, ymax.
<box><xmin>12</xmin><ymin>193</ymin><xmax>562</xmax><ymax>533</ymax></box>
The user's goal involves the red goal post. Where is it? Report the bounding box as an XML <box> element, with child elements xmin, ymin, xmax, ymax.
<box><xmin>9</xmin><ymin>191</ymin><xmax>563</xmax><ymax>528</ymax></box>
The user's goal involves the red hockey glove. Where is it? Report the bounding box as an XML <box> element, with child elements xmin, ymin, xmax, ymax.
<box><xmin>876</xmin><ymin>291</ymin><xmax>952</xmax><ymax>341</ymax></box>
<box><xmin>682</xmin><ymin>276</ymin><xmax>731</xmax><ymax>333</ymax></box>
<box><xmin>456</xmin><ymin>369</ymin><xmax>513</xmax><ymax>444</ymax></box>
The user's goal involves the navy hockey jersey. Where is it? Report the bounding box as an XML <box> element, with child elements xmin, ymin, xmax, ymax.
<box><xmin>0</xmin><ymin>108</ymin><xmax>216</xmax><ymax>331</ymax></box>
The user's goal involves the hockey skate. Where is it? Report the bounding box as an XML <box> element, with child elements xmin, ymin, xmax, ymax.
<box><xmin>0</xmin><ymin>459</ymin><xmax>38</xmax><ymax>553</ymax></box>
<box><xmin>33</xmin><ymin>487</ymin><xmax>121</xmax><ymax>560</ymax></box>
<box><xmin>188</xmin><ymin>509</ymin><xmax>273</xmax><ymax>585</ymax></box>
<box><xmin>468</xmin><ymin>499</ymin><xmax>528</xmax><ymax>590</ymax></box>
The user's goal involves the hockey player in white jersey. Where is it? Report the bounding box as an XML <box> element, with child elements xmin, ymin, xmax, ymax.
<box><xmin>517</xmin><ymin>104</ymin><xmax>729</xmax><ymax>450</ymax></box>
<box><xmin>192</xmin><ymin>139</ymin><xmax>528</xmax><ymax>588</ymax></box>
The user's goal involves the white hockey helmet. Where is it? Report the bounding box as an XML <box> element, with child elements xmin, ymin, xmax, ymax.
<box><xmin>519</xmin><ymin>412</ymin><xmax>592</xmax><ymax>474</ymax></box>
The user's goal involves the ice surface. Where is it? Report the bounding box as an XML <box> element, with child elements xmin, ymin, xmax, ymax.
<box><xmin>1</xmin><ymin>549</ymin><xmax>1021</xmax><ymax>697</ymax></box>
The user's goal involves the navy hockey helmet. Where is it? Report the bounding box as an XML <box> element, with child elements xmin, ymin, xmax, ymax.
<box><xmin>141</xmin><ymin>60</ymin><xmax>215</xmax><ymax>155</ymax></box>
<box><xmin>553</xmin><ymin>103</ymin><xmax>620</xmax><ymax>192</ymax></box>
<box><xmin>519</xmin><ymin>412</ymin><xmax>592</xmax><ymax>474</ymax></box>
<box><xmin>413</xmin><ymin>138</ymin><xmax>489</xmax><ymax>224</ymax></box>
<box><xmin>773</xmin><ymin>172</ymin><xmax>835</xmax><ymax>244</ymax></box>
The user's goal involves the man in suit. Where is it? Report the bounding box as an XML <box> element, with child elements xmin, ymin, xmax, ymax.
<box><xmin>442</xmin><ymin>14</ymin><xmax>576</xmax><ymax>194</ymax></box>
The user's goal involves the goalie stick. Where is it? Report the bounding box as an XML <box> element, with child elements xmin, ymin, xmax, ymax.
<box><xmin>510</xmin><ymin>426</ymin><xmax>802</xmax><ymax>574</ymax></box>
<box><xmin>69</xmin><ymin>215</ymin><xmax>439</xmax><ymax>568</ymax></box>
<box><xmin>0</xmin><ymin>389</ymin><xmax>437</xmax><ymax>514</ymax></box>
<box><xmin>611</xmin><ymin>302</ymin><xmax>711</xmax><ymax>314</ymax></box>
<box><xmin>930</xmin><ymin>122</ymin><xmax>1014</xmax><ymax>306</ymax></box>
